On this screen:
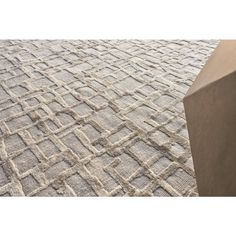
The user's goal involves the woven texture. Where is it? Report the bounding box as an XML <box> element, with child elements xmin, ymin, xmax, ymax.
<box><xmin>0</xmin><ymin>40</ymin><xmax>218</xmax><ymax>196</ymax></box>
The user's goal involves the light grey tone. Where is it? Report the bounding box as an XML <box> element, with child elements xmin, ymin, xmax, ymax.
<box><xmin>0</xmin><ymin>40</ymin><xmax>218</xmax><ymax>196</ymax></box>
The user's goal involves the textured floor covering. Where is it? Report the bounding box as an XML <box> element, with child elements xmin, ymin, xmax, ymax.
<box><xmin>0</xmin><ymin>40</ymin><xmax>218</xmax><ymax>196</ymax></box>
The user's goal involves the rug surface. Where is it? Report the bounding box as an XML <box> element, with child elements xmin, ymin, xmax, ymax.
<box><xmin>0</xmin><ymin>40</ymin><xmax>218</xmax><ymax>196</ymax></box>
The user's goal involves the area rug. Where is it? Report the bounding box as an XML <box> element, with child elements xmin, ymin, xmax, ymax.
<box><xmin>0</xmin><ymin>40</ymin><xmax>218</xmax><ymax>196</ymax></box>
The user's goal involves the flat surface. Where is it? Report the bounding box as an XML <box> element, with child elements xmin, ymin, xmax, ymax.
<box><xmin>186</xmin><ymin>40</ymin><xmax>236</xmax><ymax>97</ymax></box>
<box><xmin>0</xmin><ymin>40</ymin><xmax>218</xmax><ymax>196</ymax></box>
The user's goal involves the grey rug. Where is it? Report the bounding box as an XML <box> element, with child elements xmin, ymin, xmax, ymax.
<box><xmin>0</xmin><ymin>40</ymin><xmax>218</xmax><ymax>196</ymax></box>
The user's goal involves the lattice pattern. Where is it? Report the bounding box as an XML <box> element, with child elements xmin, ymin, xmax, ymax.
<box><xmin>0</xmin><ymin>40</ymin><xmax>218</xmax><ymax>196</ymax></box>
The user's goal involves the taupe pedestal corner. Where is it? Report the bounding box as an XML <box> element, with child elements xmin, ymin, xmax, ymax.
<box><xmin>184</xmin><ymin>40</ymin><xmax>236</xmax><ymax>196</ymax></box>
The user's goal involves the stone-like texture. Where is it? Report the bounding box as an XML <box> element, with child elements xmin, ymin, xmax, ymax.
<box><xmin>0</xmin><ymin>40</ymin><xmax>218</xmax><ymax>196</ymax></box>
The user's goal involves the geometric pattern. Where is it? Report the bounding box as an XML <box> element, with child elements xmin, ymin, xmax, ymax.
<box><xmin>0</xmin><ymin>40</ymin><xmax>218</xmax><ymax>196</ymax></box>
